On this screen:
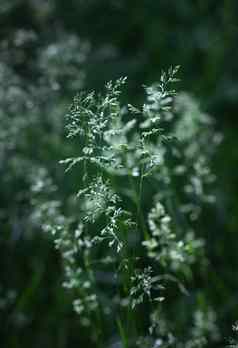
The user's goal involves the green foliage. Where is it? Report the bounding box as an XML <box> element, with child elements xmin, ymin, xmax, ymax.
<box><xmin>1</xmin><ymin>2</ymin><xmax>238</xmax><ymax>348</ymax></box>
<box><xmin>44</xmin><ymin>68</ymin><xmax>221</xmax><ymax>347</ymax></box>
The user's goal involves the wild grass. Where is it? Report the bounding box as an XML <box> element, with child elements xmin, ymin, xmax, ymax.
<box><xmin>41</xmin><ymin>67</ymin><xmax>222</xmax><ymax>347</ymax></box>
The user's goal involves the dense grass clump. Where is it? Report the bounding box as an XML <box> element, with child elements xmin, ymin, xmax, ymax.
<box><xmin>37</xmin><ymin>67</ymin><xmax>223</xmax><ymax>348</ymax></box>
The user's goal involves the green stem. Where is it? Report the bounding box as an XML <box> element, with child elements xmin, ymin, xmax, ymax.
<box><xmin>137</xmin><ymin>166</ymin><xmax>144</xmax><ymax>221</ymax></box>
<box><xmin>116</xmin><ymin>317</ymin><xmax>129</xmax><ymax>348</ymax></box>
<box><xmin>84</xmin><ymin>252</ymin><xmax>104</xmax><ymax>346</ymax></box>
<box><xmin>136</xmin><ymin>164</ymin><xmax>149</xmax><ymax>240</ymax></box>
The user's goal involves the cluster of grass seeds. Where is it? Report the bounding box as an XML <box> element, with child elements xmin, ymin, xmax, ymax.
<box><xmin>43</xmin><ymin>67</ymin><xmax>221</xmax><ymax>347</ymax></box>
<box><xmin>228</xmin><ymin>323</ymin><xmax>238</xmax><ymax>348</ymax></box>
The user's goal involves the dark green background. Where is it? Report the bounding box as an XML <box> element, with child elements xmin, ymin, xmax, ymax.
<box><xmin>0</xmin><ymin>1</ymin><xmax>237</xmax><ymax>347</ymax></box>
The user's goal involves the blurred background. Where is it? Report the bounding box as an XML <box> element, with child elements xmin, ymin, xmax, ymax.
<box><xmin>0</xmin><ymin>0</ymin><xmax>238</xmax><ymax>347</ymax></box>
